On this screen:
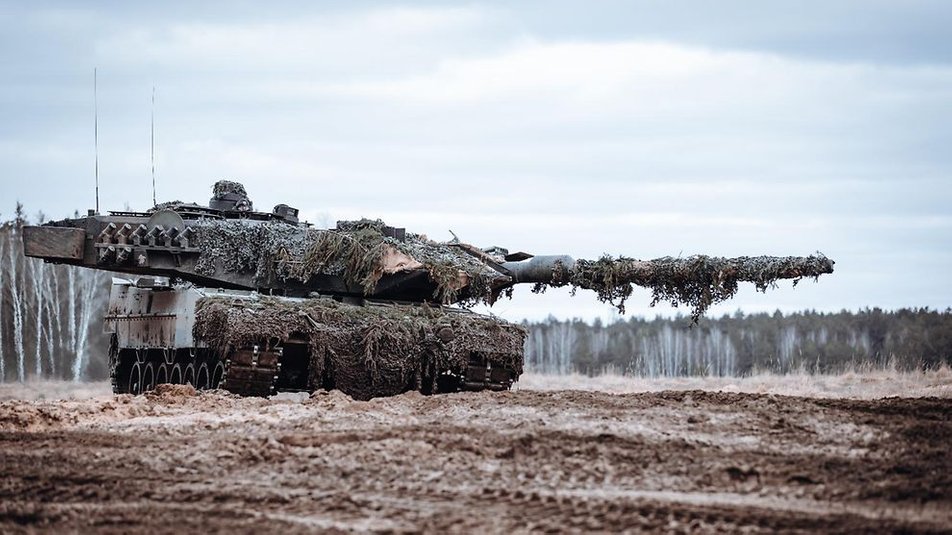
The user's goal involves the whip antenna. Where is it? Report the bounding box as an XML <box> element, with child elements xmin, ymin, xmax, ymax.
<box><xmin>94</xmin><ymin>67</ymin><xmax>99</xmax><ymax>214</ymax></box>
<box><xmin>151</xmin><ymin>85</ymin><xmax>156</xmax><ymax>206</ymax></box>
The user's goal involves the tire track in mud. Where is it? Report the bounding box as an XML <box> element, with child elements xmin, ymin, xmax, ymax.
<box><xmin>0</xmin><ymin>386</ymin><xmax>949</xmax><ymax>533</ymax></box>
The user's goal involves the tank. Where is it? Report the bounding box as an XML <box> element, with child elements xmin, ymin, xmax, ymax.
<box><xmin>22</xmin><ymin>180</ymin><xmax>834</xmax><ymax>398</ymax></box>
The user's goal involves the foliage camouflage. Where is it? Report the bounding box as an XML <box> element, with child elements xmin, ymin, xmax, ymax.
<box><xmin>193</xmin><ymin>296</ymin><xmax>526</xmax><ymax>400</ymax></box>
<box><xmin>192</xmin><ymin>218</ymin><xmax>495</xmax><ymax>304</ymax></box>
<box><xmin>212</xmin><ymin>180</ymin><xmax>248</xmax><ymax>198</ymax></box>
<box><xmin>538</xmin><ymin>254</ymin><xmax>835</xmax><ymax>321</ymax></box>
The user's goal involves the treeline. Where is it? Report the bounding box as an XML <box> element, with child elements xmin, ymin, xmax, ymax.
<box><xmin>524</xmin><ymin>309</ymin><xmax>952</xmax><ymax>376</ymax></box>
<box><xmin>0</xmin><ymin>209</ymin><xmax>110</xmax><ymax>382</ymax></box>
<box><xmin>1</xmin><ymin>212</ymin><xmax>951</xmax><ymax>382</ymax></box>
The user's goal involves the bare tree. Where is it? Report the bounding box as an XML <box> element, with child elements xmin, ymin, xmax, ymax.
<box><xmin>0</xmin><ymin>209</ymin><xmax>111</xmax><ymax>383</ymax></box>
<box><xmin>0</xmin><ymin>229</ymin><xmax>5</xmax><ymax>382</ymax></box>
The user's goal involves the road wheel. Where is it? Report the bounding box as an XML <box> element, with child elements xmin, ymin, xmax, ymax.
<box><xmin>196</xmin><ymin>363</ymin><xmax>210</xmax><ymax>390</ymax></box>
<box><xmin>156</xmin><ymin>363</ymin><xmax>169</xmax><ymax>385</ymax></box>
<box><xmin>170</xmin><ymin>364</ymin><xmax>183</xmax><ymax>385</ymax></box>
<box><xmin>128</xmin><ymin>362</ymin><xmax>142</xmax><ymax>395</ymax></box>
<box><xmin>211</xmin><ymin>361</ymin><xmax>225</xmax><ymax>389</ymax></box>
<box><xmin>142</xmin><ymin>362</ymin><xmax>156</xmax><ymax>392</ymax></box>
<box><xmin>184</xmin><ymin>363</ymin><xmax>196</xmax><ymax>386</ymax></box>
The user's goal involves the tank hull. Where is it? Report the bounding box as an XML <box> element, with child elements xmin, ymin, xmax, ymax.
<box><xmin>106</xmin><ymin>280</ymin><xmax>525</xmax><ymax>398</ymax></box>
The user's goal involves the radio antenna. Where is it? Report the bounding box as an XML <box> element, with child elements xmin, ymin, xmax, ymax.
<box><xmin>151</xmin><ymin>85</ymin><xmax>156</xmax><ymax>206</ymax></box>
<box><xmin>94</xmin><ymin>67</ymin><xmax>100</xmax><ymax>214</ymax></box>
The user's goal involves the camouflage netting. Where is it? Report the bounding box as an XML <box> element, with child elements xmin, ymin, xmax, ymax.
<box><xmin>193</xmin><ymin>219</ymin><xmax>302</xmax><ymax>281</ymax></box>
<box><xmin>192</xmin><ymin>218</ymin><xmax>496</xmax><ymax>304</ymax></box>
<box><xmin>149</xmin><ymin>200</ymin><xmax>185</xmax><ymax>212</ymax></box>
<box><xmin>538</xmin><ymin>254</ymin><xmax>835</xmax><ymax>321</ymax></box>
<box><xmin>193</xmin><ymin>296</ymin><xmax>526</xmax><ymax>400</ymax></box>
<box><xmin>212</xmin><ymin>180</ymin><xmax>248</xmax><ymax>198</ymax></box>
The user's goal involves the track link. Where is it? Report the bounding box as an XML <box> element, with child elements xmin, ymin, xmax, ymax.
<box><xmin>220</xmin><ymin>346</ymin><xmax>280</xmax><ymax>397</ymax></box>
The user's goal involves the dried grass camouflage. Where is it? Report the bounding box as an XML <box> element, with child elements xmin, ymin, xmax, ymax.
<box><xmin>193</xmin><ymin>296</ymin><xmax>525</xmax><ymax>400</ymax></box>
<box><xmin>538</xmin><ymin>253</ymin><xmax>835</xmax><ymax>320</ymax></box>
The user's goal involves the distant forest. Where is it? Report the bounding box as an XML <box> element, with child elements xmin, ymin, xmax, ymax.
<box><xmin>523</xmin><ymin>309</ymin><xmax>952</xmax><ymax>376</ymax></box>
<box><xmin>1</xmin><ymin>212</ymin><xmax>950</xmax><ymax>382</ymax></box>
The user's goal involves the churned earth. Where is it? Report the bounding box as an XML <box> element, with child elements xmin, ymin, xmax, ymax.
<box><xmin>0</xmin><ymin>375</ymin><xmax>949</xmax><ymax>533</ymax></box>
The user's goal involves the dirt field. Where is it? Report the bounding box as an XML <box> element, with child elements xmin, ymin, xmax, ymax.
<box><xmin>0</xmin><ymin>375</ymin><xmax>950</xmax><ymax>533</ymax></box>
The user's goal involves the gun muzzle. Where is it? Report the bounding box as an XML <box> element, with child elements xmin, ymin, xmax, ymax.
<box><xmin>501</xmin><ymin>255</ymin><xmax>576</xmax><ymax>284</ymax></box>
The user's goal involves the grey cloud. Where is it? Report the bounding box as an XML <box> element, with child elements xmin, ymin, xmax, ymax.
<box><xmin>0</xmin><ymin>2</ymin><xmax>950</xmax><ymax>321</ymax></box>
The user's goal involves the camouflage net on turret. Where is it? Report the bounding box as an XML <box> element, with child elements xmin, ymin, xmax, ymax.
<box><xmin>536</xmin><ymin>253</ymin><xmax>835</xmax><ymax>321</ymax></box>
<box><xmin>212</xmin><ymin>180</ymin><xmax>248</xmax><ymax>198</ymax></box>
<box><xmin>191</xmin><ymin>218</ymin><xmax>495</xmax><ymax>304</ymax></box>
<box><xmin>193</xmin><ymin>296</ymin><xmax>526</xmax><ymax>400</ymax></box>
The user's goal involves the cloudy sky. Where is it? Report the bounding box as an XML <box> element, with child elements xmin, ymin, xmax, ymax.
<box><xmin>1</xmin><ymin>1</ymin><xmax>950</xmax><ymax>322</ymax></box>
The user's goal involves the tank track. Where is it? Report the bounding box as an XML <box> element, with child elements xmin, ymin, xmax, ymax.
<box><xmin>110</xmin><ymin>335</ymin><xmax>272</xmax><ymax>396</ymax></box>
<box><xmin>109</xmin><ymin>337</ymin><xmax>514</xmax><ymax>398</ymax></box>
<box><xmin>219</xmin><ymin>346</ymin><xmax>281</xmax><ymax>397</ymax></box>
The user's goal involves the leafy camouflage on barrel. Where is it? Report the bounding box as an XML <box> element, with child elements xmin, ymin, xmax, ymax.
<box><xmin>21</xmin><ymin>181</ymin><xmax>833</xmax><ymax>398</ymax></box>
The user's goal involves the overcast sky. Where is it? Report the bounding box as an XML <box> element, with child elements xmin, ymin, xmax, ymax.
<box><xmin>1</xmin><ymin>1</ymin><xmax>950</xmax><ymax>322</ymax></box>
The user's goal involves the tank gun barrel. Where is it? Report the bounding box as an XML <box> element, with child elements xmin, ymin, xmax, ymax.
<box><xmin>500</xmin><ymin>255</ymin><xmax>576</xmax><ymax>284</ymax></box>
<box><xmin>500</xmin><ymin>253</ymin><xmax>835</xmax><ymax>319</ymax></box>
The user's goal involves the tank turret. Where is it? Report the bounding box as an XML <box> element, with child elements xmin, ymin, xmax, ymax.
<box><xmin>21</xmin><ymin>181</ymin><xmax>834</xmax><ymax>398</ymax></box>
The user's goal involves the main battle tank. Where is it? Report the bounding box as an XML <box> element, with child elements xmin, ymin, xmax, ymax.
<box><xmin>22</xmin><ymin>180</ymin><xmax>834</xmax><ymax>398</ymax></box>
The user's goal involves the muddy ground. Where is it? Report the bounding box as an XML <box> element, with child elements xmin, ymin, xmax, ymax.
<box><xmin>0</xmin><ymin>378</ymin><xmax>949</xmax><ymax>533</ymax></box>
